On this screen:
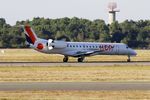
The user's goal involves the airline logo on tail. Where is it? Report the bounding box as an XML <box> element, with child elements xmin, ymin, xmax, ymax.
<box><xmin>24</xmin><ymin>26</ymin><xmax>38</xmax><ymax>44</ymax></box>
<box><xmin>23</xmin><ymin>25</ymin><xmax>44</xmax><ymax>50</ymax></box>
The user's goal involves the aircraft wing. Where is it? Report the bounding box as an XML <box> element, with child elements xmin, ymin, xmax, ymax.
<box><xmin>71</xmin><ymin>50</ymin><xmax>104</xmax><ymax>57</ymax></box>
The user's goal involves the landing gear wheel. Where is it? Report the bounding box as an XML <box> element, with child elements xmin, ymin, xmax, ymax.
<box><xmin>78</xmin><ymin>57</ymin><xmax>84</xmax><ymax>62</ymax></box>
<box><xmin>127</xmin><ymin>59</ymin><xmax>131</xmax><ymax>62</ymax></box>
<box><xmin>127</xmin><ymin>56</ymin><xmax>131</xmax><ymax>62</ymax></box>
<box><xmin>63</xmin><ymin>56</ymin><xmax>68</xmax><ymax>62</ymax></box>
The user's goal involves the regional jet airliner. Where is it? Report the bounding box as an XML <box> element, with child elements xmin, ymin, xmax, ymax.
<box><xmin>23</xmin><ymin>25</ymin><xmax>137</xmax><ymax>62</ymax></box>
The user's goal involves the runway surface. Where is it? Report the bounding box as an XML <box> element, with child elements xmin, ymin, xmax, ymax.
<box><xmin>0</xmin><ymin>82</ymin><xmax>150</xmax><ymax>91</ymax></box>
<box><xmin>0</xmin><ymin>61</ymin><xmax>150</xmax><ymax>66</ymax></box>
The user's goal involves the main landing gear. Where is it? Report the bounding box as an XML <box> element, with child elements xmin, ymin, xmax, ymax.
<box><xmin>63</xmin><ymin>56</ymin><xmax>85</xmax><ymax>62</ymax></box>
<box><xmin>78</xmin><ymin>57</ymin><xmax>85</xmax><ymax>62</ymax></box>
<box><xmin>127</xmin><ymin>55</ymin><xmax>131</xmax><ymax>62</ymax></box>
<box><xmin>63</xmin><ymin>56</ymin><xmax>68</xmax><ymax>62</ymax></box>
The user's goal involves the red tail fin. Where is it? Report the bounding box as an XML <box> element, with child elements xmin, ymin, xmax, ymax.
<box><xmin>24</xmin><ymin>25</ymin><xmax>38</xmax><ymax>44</ymax></box>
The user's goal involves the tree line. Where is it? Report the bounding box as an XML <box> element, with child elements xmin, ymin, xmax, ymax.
<box><xmin>0</xmin><ymin>17</ymin><xmax>149</xmax><ymax>48</ymax></box>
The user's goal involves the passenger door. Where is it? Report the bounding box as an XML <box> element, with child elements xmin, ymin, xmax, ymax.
<box><xmin>115</xmin><ymin>45</ymin><xmax>119</xmax><ymax>54</ymax></box>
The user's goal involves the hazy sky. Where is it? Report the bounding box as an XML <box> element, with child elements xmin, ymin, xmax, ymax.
<box><xmin>0</xmin><ymin>0</ymin><xmax>149</xmax><ymax>25</ymax></box>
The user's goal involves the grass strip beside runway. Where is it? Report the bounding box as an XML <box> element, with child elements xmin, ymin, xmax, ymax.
<box><xmin>0</xmin><ymin>65</ymin><xmax>150</xmax><ymax>82</ymax></box>
<box><xmin>0</xmin><ymin>91</ymin><xmax>149</xmax><ymax>100</ymax></box>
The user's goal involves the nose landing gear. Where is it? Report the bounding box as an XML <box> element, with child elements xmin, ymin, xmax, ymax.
<box><xmin>127</xmin><ymin>55</ymin><xmax>131</xmax><ymax>62</ymax></box>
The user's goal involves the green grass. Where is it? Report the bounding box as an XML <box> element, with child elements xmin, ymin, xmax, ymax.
<box><xmin>0</xmin><ymin>49</ymin><xmax>149</xmax><ymax>62</ymax></box>
<box><xmin>0</xmin><ymin>65</ymin><xmax>150</xmax><ymax>82</ymax></box>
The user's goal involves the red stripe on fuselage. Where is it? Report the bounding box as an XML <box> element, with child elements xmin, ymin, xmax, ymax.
<box><xmin>25</xmin><ymin>26</ymin><xmax>37</xmax><ymax>44</ymax></box>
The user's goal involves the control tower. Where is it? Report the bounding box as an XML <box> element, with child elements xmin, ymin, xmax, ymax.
<box><xmin>108</xmin><ymin>2</ymin><xmax>120</xmax><ymax>24</ymax></box>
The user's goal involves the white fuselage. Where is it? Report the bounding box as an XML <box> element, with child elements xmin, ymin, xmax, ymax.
<box><xmin>33</xmin><ymin>40</ymin><xmax>137</xmax><ymax>57</ymax></box>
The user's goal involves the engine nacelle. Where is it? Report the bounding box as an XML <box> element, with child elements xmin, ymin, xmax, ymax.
<box><xmin>48</xmin><ymin>39</ymin><xmax>67</xmax><ymax>49</ymax></box>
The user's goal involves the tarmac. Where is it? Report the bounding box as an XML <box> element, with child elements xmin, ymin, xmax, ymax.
<box><xmin>0</xmin><ymin>82</ymin><xmax>150</xmax><ymax>91</ymax></box>
<box><xmin>0</xmin><ymin>61</ymin><xmax>149</xmax><ymax>67</ymax></box>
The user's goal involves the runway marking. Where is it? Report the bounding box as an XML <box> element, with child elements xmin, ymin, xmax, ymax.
<box><xmin>0</xmin><ymin>82</ymin><xmax>150</xmax><ymax>91</ymax></box>
<box><xmin>0</xmin><ymin>62</ymin><xmax>150</xmax><ymax>67</ymax></box>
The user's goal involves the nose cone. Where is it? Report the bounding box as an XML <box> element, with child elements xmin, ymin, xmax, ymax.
<box><xmin>130</xmin><ymin>49</ymin><xmax>137</xmax><ymax>56</ymax></box>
